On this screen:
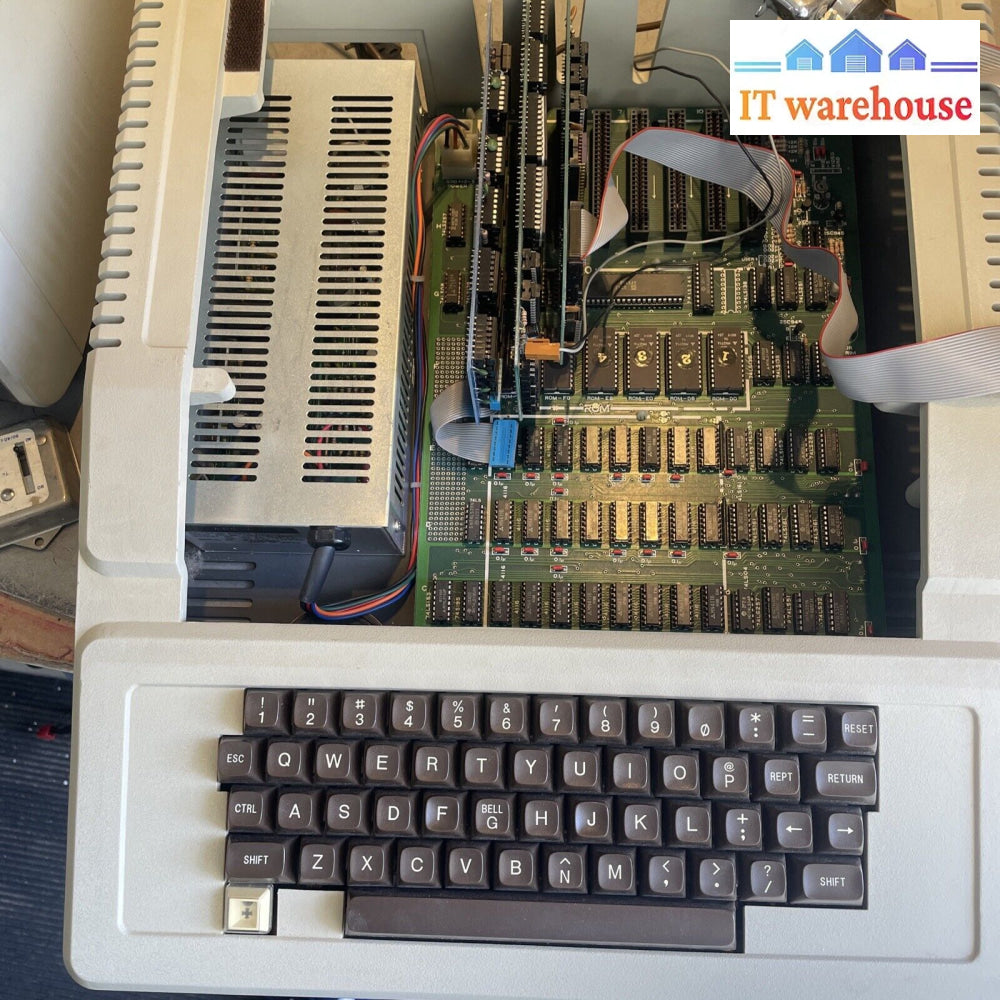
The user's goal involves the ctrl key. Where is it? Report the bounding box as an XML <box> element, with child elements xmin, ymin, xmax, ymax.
<box><xmin>225</xmin><ymin>837</ymin><xmax>294</xmax><ymax>884</ymax></box>
<box><xmin>791</xmin><ymin>859</ymin><xmax>864</xmax><ymax>906</ymax></box>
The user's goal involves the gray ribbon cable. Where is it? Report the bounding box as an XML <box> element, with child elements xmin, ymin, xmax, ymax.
<box><xmin>430</xmin><ymin>379</ymin><xmax>494</xmax><ymax>463</ymax></box>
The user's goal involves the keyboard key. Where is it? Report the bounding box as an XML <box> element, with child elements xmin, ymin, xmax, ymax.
<box><xmin>448</xmin><ymin>844</ymin><xmax>490</xmax><ymax>888</ymax></box>
<box><xmin>424</xmin><ymin>794</ymin><xmax>466</xmax><ymax>836</ymax></box>
<box><xmin>314</xmin><ymin>742</ymin><xmax>359</xmax><ymax>784</ymax></box>
<box><xmin>832</xmin><ymin>707</ymin><xmax>878</xmax><ymax>753</ymax></box>
<box><xmin>536</xmin><ymin>697</ymin><xmax>578</xmax><ymax>741</ymax></box>
<box><xmin>218</xmin><ymin>737</ymin><xmax>262</xmax><ymax>784</ymax></box>
<box><xmin>227</xmin><ymin>788</ymin><xmax>273</xmax><ymax>832</ymax></box>
<box><xmin>276</xmin><ymin>791</ymin><xmax>320</xmax><ymax>833</ymax></box>
<box><xmin>583</xmin><ymin>698</ymin><xmax>627</xmax><ymax>743</ymax></box>
<box><xmin>610</xmin><ymin>750</ymin><xmax>650</xmax><ymax>793</ymax></box>
<box><xmin>463</xmin><ymin>746</ymin><xmax>504</xmax><ymax>788</ymax></box>
<box><xmin>374</xmin><ymin>793</ymin><xmax>418</xmax><ymax>836</ymax></box>
<box><xmin>292</xmin><ymin>691</ymin><xmax>335</xmax><ymax>735</ymax></box>
<box><xmin>440</xmin><ymin>694</ymin><xmax>482</xmax><ymax>737</ymax></box>
<box><xmin>643</xmin><ymin>852</ymin><xmax>686</xmax><ymax>896</ymax></box>
<box><xmin>560</xmin><ymin>749</ymin><xmax>601</xmax><ymax>791</ymax></box>
<box><xmin>512</xmin><ymin>747</ymin><xmax>553</xmax><ymax>789</ymax></box>
<box><xmin>792</xmin><ymin>859</ymin><xmax>864</xmax><ymax>906</ymax></box>
<box><xmin>697</xmin><ymin>856</ymin><xmax>737</xmax><ymax>900</ymax></box>
<box><xmin>659</xmin><ymin>752</ymin><xmax>699</xmax><ymax>795</ymax></box>
<box><xmin>783</xmin><ymin>706</ymin><xmax>827</xmax><ymax>751</ymax></box>
<box><xmin>224</xmin><ymin>884</ymin><xmax>273</xmax><ymax>934</ymax></box>
<box><xmin>266</xmin><ymin>741</ymin><xmax>309</xmax><ymax>783</ymax></box>
<box><xmin>341</xmin><ymin>692</ymin><xmax>384</xmax><ymax>736</ymax></box>
<box><xmin>497</xmin><ymin>847</ymin><xmax>538</xmax><ymax>890</ymax></box>
<box><xmin>743</xmin><ymin>857</ymin><xmax>787</xmax><ymax>902</ymax></box>
<box><xmin>773</xmin><ymin>807</ymin><xmax>813</xmax><ymax>851</ymax></box>
<box><xmin>709</xmin><ymin>754</ymin><xmax>750</xmax><ymax>797</ymax></box>
<box><xmin>811</xmin><ymin>758</ymin><xmax>877</xmax><ymax>805</ymax></box>
<box><xmin>523</xmin><ymin>797</ymin><xmax>563</xmax><ymax>840</ymax></box>
<box><xmin>759</xmin><ymin>756</ymin><xmax>801</xmax><ymax>800</ymax></box>
<box><xmin>389</xmin><ymin>693</ymin><xmax>435</xmax><ymax>738</ymax></box>
<box><xmin>364</xmin><ymin>744</ymin><xmax>407</xmax><ymax>785</ymax></box>
<box><xmin>326</xmin><ymin>792</ymin><xmax>371</xmax><ymax>835</ymax></box>
<box><xmin>244</xmin><ymin>690</ymin><xmax>289</xmax><ymax>734</ymax></box>
<box><xmin>299</xmin><ymin>841</ymin><xmax>344</xmax><ymax>885</ymax></box>
<box><xmin>734</xmin><ymin>705</ymin><xmax>775</xmax><ymax>750</ymax></box>
<box><xmin>572</xmin><ymin>800</ymin><xmax>612</xmax><ymax>842</ymax></box>
<box><xmin>721</xmin><ymin>804</ymin><xmax>762</xmax><ymax>849</ymax></box>
<box><xmin>413</xmin><ymin>744</ymin><xmax>456</xmax><ymax>787</ymax></box>
<box><xmin>398</xmin><ymin>843</ymin><xmax>441</xmax><ymax>887</ymax></box>
<box><xmin>595</xmin><ymin>851</ymin><xmax>636</xmax><ymax>894</ymax></box>
<box><xmin>225</xmin><ymin>837</ymin><xmax>294</xmax><ymax>883</ymax></box>
<box><xmin>345</xmin><ymin>895</ymin><xmax>738</xmax><ymax>950</ymax></box>
<box><xmin>545</xmin><ymin>849</ymin><xmax>587</xmax><ymax>892</ymax></box>
<box><xmin>619</xmin><ymin>801</ymin><xmax>660</xmax><ymax>844</ymax></box>
<box><xmin>823</xmin><ymin>810</ymin><xmax>865</xmax><ymax>853</ymax></box>
<box><xmin>486</xmin><ymin>695</ymin><xmax>530</xmax><ymax>741</ymax></box>
<box><xmin>684</xmin><ymin>702</ymin><xmax>725</xmax><ymax>748</ymax></box>
<box><xmin>473</xmin><ymin>795</ymin><xmax>515</xmax><ymax>838</ymax></box>
<box><xmin>348</xmin><ymin>843</ymin><xmax>392</xmax><ymax>886</ymax></box>
<box><xmin>670</xmin><ymin>803</ymin><xmax>711</xmax><ymax>846</ymax></box>
<box><xmin>632</xmin><ymin>700</ymin><xmax>675</xmax><ymax>745</ymax></box>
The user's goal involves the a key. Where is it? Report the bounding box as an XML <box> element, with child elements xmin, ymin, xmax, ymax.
<box><xmin>314</xmin><ymin>742</ymin><xmax>360</xmax><ymax>784</ymax></box>
<box><xmin>225</xmin><ymin>837</ymin><xmax>294</xmax><ymax>883</ymax></box>
<box><xmin>511</xmin><ymin>747</ymin><xmax>553</xmax><ymax>789</ymax></box>
<box><xmin>265</xmin><ymin>741</ymin><xmax>309</xmax><ymax>783</ymax></box>
<box><xmin>440</xmin><ymin>694</ymin><xmax>482</xmax><ymax>738</ymax></box>
<box><xmin>523</xmin><ymin>797</ymin><xmax>563</xmax><ymax>840</ymax></box>
<box><xmin>497</xmin><ymin>847</ymin><xmax>538</xmax><ymax>890</ymax></box>
<box><xmin>670</xmin><ymin>804</ymin><xmax>711</xmax><ymax>846</ymax></box>
<box><xmin>340</xmin><ymin>692</ymin><xmax>384</xmax><ymax>736</ymax></box>
<box><xmin>224</xmin><ymin>884</ymin><xmax>273</xmax><ymax>935</ymax></box>
<box><xmin>348</xmin><ymin>843</ymin><xmax>392</xmax><ymax>886</ymax></box>
<box><xmin>276</xmin><ymin>791</ymin><xmax>320</xmax><ymax>833</ymax></box>
<box><xmin>227</xmin><ymin>788</ymin><xmax>273</xmax><ymax>832</ymax></box>
<box><xmin>536</xmin><ymin>697</ymin><xmax>578</xmax><ymax>741</ymax></box>
<box><xmin>810</xmin><ymin>758</ymin><xmax>877</xmax><ymax>805</ymax></box>
<box><xmin>583</xmin><ymin>698</ymin><xmax>627</xmax><ymax>743</ymax></box>
<box><xmin>292</xmin><ymin>691</ymin><xmax>336</xmax><ymax>735</ymax></box>
<box><xmin>610</xmin><ymin>750</ymin><xmax>650</xmax><ymax>793</ymax></box>
<box><xmin>572</xmin><ymin>800</ymin><xmax>612</xmax><ymax>842</ymax></box>
<box><xmin>733</xmin><ymin>705</ymin><xmax>775</xmax><ymax>750</ymax></box>
<box><xmin>619</xmin><ymin>801</ymin><xmax>660</xmax><ymax>845</ymax></box>
<box><xmin>643</xmin><ymin>852</ymin><xmax>686</xmax><ymax>897</ymax></box>
<box><xmin>632</xmin><ymin>700</ymin><xmax>675</xmax><ymax>745</ymax></box>
<box><xmin>463</xmin><ymin>746</ymin><xmax>504</xmax><ymax>788</ymax></box>
<box><xmin>743</xmin><ymin>857</ymin><xmax>787</xmax><ymax>902</ymax></box>
<box><xmin>545</xmin><ymin>849</ymin><xmax>587</xmax><ymax>892</ymax></box>
<box><xmin>364</xmin><ymin>744</ymin><xmax>408</xmax><ymax>785</ymax></box>
<box><xmin>773</xmin><ymin>807</ymin><xmax>813</xmax><ymax>851</ymax></box>
<box><xmin>595</xmin><ymin>851</ymin><xmax>636</xmax><ymax>894</ymax></box>
<box><xmin>709</xmin><ymin>755</ymin><xmax>750</xmax><ymax>797</ymax></box>
<box><xmin>218</xmin><ymin>737</ymin><xmax>263</xmax><ymax>784</ymax></box>
<box><xmin>447</xmin><ymin>844</ymin><xmax>490</xmax><ymax>888</ymax></box>
<box><xmin>684</xmin><ymin>702</ymin><xmax>725</xmax><ymax>748</ymax></box>
<box><xmin>398</xmin><ymin>843</ymin><xmax>441</xmax><ymax>887</ymax></box>
<box><xmin>759</xmin><ymin>756</ymin><xmax>801</xmax><ymax>800</ymax></box>
<box><xmin>298</xmin><ymin>841</ymin><xmax>344</xmax><ymax>885</ymax></box>
<box><xmin>720</xmin><ymin>804</ymin><xmax>762</xmax><ymax>849</ymax></box>
<box><xmin>374</xmin><ymin>793</ymin><xmax>418</xmax><ymax>836</ymax></box>
<box><xmin>473</xmin><ymin>795</ymin><xmax>515</xmax><ymax>838</ymax></box>
<box><xmin>783</xmin><ymin>706</ymin><xmax>827</xmax><ymax>751</ymax></box>
<box><xmin>326</xmin><ymin>792</ymin><xmax>371</xmax><ymax>835</ymax></box>
<box><xmin>791</xmin><ymin>859</ymin><xmax>864</xmax><ymax>906</ymax></box>
<box><xmin>560</xmin><ymin>749</ymin><xmax>601</xmax><ymax>791</ymax></box>
<box><xmin>413</xmin><ymin>744</ymin><xmax>456</xmax><ymax>787</ymax></box>
<box><xmin>830</xmin><ymin>707</ymin><xmax>878</xmax><ymax>754</ymax></box>
<box><xmin>389</xmin><ymin>693</ymin><xmax>435</xmax><ymax>738</ymax></box>
<box><xmin>659</xmin><ymin>752</ymin><xmax>700</xmax><ymax>795</ymax></box>
<box><xmin>424</xmin><ymin>793</ymin><xmax>466</xmax><ymax>836</ymax></box>
<box><xmin>486</xmin><ymin>695</ymin><xmax>530</xmax><ymax>741</ymax></box>
<box><xmin>697</xmin><ymin>857</ymin><xmax>737</xmax><ymax>900</ymax></box>
<box><xmin>243</xmin><ymin>690</ymin><xmax>289</xmax><ymax>734</ymax></box>
<box><xmin>823</xmin><ymin>810</ymin><xmax>865</xmax><ymax>853</ymax></box>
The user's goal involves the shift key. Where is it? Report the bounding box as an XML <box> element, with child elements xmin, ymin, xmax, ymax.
<box><xmin>225</xmin><ymin>837</ymin><xmax>294</xmax><ymax>883</ymax></box>
<box><xmin>811</xmin><ymin>759</ymin><xmax>877</xmax><ymax>805</ymax></box>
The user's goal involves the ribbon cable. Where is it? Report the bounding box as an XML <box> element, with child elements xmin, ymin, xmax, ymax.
<box><xmin>585</xmin><ymin>127</ymin><xmax>1000</xmax><ymax>407</ymax></box>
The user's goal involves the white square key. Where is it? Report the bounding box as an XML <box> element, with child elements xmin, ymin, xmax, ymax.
<box><xmin>224</xmin><ymin>884</ymin><xmax>273</xmax><ymax>934</ymax></box>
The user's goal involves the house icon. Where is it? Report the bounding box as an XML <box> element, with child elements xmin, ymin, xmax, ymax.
<box><xmin>786</xmin><ymin>40</ymin><xmax>823</xmax><ymax>71</ymax></box>
<box><xmin>830</xmin><ymin>29</ymin><xmax>882</xmax><ymax>73</ymax></box>
<box><xmin>888</xmin><ymin>39</ymin><xmax>926</xmax><ymax>71</ymax></box>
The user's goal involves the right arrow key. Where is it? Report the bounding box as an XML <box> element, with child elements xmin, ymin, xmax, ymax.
<box><xmin>823</xmin><ymin>809</ymin><xmax>865</xmax><ymax>854</ymax></box>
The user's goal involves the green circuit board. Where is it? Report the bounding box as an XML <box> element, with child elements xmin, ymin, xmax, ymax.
<box><xmin>414</xmin><ymin>113</ymin><xmax>885</xmax><ymax>636</ymax></box>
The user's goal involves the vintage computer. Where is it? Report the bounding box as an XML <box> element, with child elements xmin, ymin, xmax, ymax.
<box><xmin>65</xmin><ymin>0</ymin><xmax>1000</xmax><ymax>996</ymax></box>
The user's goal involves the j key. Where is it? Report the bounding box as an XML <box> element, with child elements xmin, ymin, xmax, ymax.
<box><xmin>473</xmin><ymin>795</ymin><xmax>515</xmax><ymax>838</ymax></box>
<box><xmin>733</xmin><ymin>705</ymin><xmax>775</xmax><ymax>750</ymax></box>
<box><xmin>266</xmin><ymin>741</ymin><xmax>309</xmax><ymax>783</ymax></box>
<box><xmin>486</xmin><ymin>695</ymin><xmax>529</xmax><ymax>741</ymax></box>
<box><xmin>595</xmin><ymin>851</ymin><xmax>636</xmax><ymax>894</ymax></box>
<box><xmin>684</xmin><ymin>702</ymin><xmax>725</xmax><ymax>748</ymax></box>
<box><xmin>348</xmin><ymin>843</ymin><xmax>392</xmax><ymax>886</ymax></box>
<box><xmin>225</xmin><ymin>837</ymin><xmax>294</xmax><ymax>883</ymax></box>
<box><xmin>341</xmin><ymin>692</ymin><xmax>384</xmax><ymax>736</ymax></box>
<box><xmin>424</xmin><ymin>794</ymin><xmax>466</xmax><ymax>837</ymax></box>
<box><xmin>670</xmin><ymin>804</ymin><xmax>711</xmax><ymax>846</ymax></box>
<box><xmin>610</xmin><ymin>751</ymin><xmax>650</xmax><ymax>793</ymax></box>
<box><xmin>697</xmin><ymin>857</ymin><xmax>737</xmax><ymax>901</ymax></box>
<box><xmin>644</xmin><ymin>852</ymin><xmax>685</xmax><ymax>896</ymax></box>
<box><xmin>218</xmin><ymin>737</ymin><xmax>263</xmax><ymax>783</ymax></box>
<box><xmin>536</xmin><ymin>697</ymin><xmax>578</xmax><ymax>741</ymax></box>
<box><xmin>389</xmin><ymin>693</ymin><xmax>435</xmax><ymax>738</ymax></box>
<box><xmin>744</xmin><ymin>857</ymin><xmax>787</xmax><ymax>902</ymax></box>
<box><xmin>364</xmin><ymin>744</ymin><xmax>407</xmax><ymax>785</ymax></box>
<box><xmin>523</xmin><ymin>797</ymin><xmax>563</xmax><ymax>840</ymax></box>
<box><xmin>584</xmin><ymin>698</ymin><xmax>627</xmax><ymax>743</ymax></box>
<box><xmin>314</xmin><ymin>742</ymin><xmax>360</xmax><ymax>784</ymax></box>
<box><xmin>447</xmin><ymin>844</ymin><xmax>490</xmax><ymax>888</ymax></box>
<box><xmin>560</xmin><ymin>749</ymin><xmax>601</xmax><ymax>791</ymax></box>
<box><xmin>618</xmin><ymin>801</ymin><xmax>660</xmax><ymax>844</ymax></box>
<box><xmin>512</xmin><ymin>747</ymin><xmax>553</xmax><ymax>789</ymax></box>
<box><xmin>773</xmin><ymin>808</ymin><xmax>813</xmax><ymax>851</ymax></box>
<box><xmin>791</xmin><ymin>859</ymin><xmax>865</xmax><ymax>906</ymax></box>
<box><xmin>413</xmin><ymin>745</ymin><xmax>456</xmax><ymax>787</ymax></box>
<box><xmin>440</xmin><ymin>695</ymin><xmax>482</xmax><ymax>738</ymax></box>
<box><xmin>822</xmin><ymin>810</ymin><xmax>865</xmax><ymax>853</ymax></box>
<box><xmin>326</xmin><ymin>792</ymin><xmax>371</xmax><ymax>835</ymax></box>
<box><xmin>398</xmin><ymin>843</ymin><xmax>441</xmax><ymax>887</ymax></box>
<box><xmin>276</xmin><ymin>791</ymin><xmax>321</xmax><ymax>833</ymax></box>
<box><xmin>573</xmin><ymin>800</ymin><xmax>612</xmax><ymax>842</ymax></box>
<box><xmin>545</xmin><ymin>849</ymin><xmax>587</xmax><ymax>892</ymax></box>
<box><xmin>374</xmin><ymin>793</ymin><xmax>418</xmax><ymax>836</ymax></box>
<box><xmin>227</xmin><ymin>788</ymin><xmax>273</xmax><ymax>832</ymax></box>
<box><xmin>292</xmin><ymin>691</ymin><xmax>336</xmax><ymax>735</ymax></box>
<box><xmin>720</xmin><ymin>805</ymin><xmax>763</xmax><ymax>849</ymax></box>
<box><xmin>811</xmin><ymin>758</ymin><xmax>877</xmax><ymax>805</ymax></box>
<box><xmin>463</xmin><ymin>746</ymin><xmax>504</xmax><ymax>788</ymax></box>
<box><xmin>783</xmin><ymin>706</ymin><xmax>827</xmax><ymax>751</ymax></box>
<box><xmin>497</xmin><ymin>847</ymin><xmax>538</xmax><ymax>890</ymax></box>
<box><xmin>298</xmin><ymin>841</ymin><xmax>344</xmax><ymax>885</ymax></box>
<box><xmin>759</xmin><ymin>756</ymin><xmax>801</xmax><ymax>800</ymax></box>
<box><xmin>659</xmin><ymin>753</ymin><xmax>700</xmax><ymax>795</ymax></box>
<box><xmin>244</xmin><ymin>690</ymin><xmax>289</xmax><ymax>734</ymax></box>
<box><xmin>632</xmin><ymin>700</ymin><xmax>675</xmax><ymax>745</ymax></box>
<box><xmin>831</xmin><ymin>707</ymin><xmax>878</xmax><ymax>754</ymax></box>
<box><xmin>710</xmin><ymin>755</ymin><xmax>750</xmax><ymax>797</ymax></box>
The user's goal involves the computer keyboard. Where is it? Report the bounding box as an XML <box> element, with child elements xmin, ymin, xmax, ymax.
<box><xmin>218</xmin><ymin>687</ymin><xmax>878</xmax><ymax>950</ymax></box>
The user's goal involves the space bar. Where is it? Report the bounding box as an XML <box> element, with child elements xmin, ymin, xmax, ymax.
<box><xmin>345</xmin><ymin>894</ymin><xmax>738</xmax><ymax>951</ymax></box>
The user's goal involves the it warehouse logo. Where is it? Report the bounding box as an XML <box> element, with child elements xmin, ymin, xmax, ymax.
<box><xmin>730</xmin><ymin>19</ymin><xmax>980</xmax><ymax>135</ymax></box>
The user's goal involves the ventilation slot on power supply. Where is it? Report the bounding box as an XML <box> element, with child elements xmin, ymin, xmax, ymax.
<box><xmin>303</xmin><ymin>95</ymin><xmax>394</xmax><ymax>484</ymax></box>
<box><xmin>189</xmin><ymin>96</ymin><xmax>290</xmax><ymax>483</ymax></box>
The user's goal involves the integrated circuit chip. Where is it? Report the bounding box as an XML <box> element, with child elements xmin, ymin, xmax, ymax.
<box><xmin>730</xmin><ymin>588</ymin><xmax>756</xmax><ymax>634</ymax></box>
<box><xmin>580</xmin><ymin>501</ymin><xmax>603</xmax><ymax>547</ymax></box>
<box><xmin>489</xmin><ymin>580</ymin><xmax>512</xmax><ymax>626</ymax></box>
<box><xmin>610</xmin><ymin>501</ymin><xmax>631</xmax><ymax>547</ymax></box>
<box><xmin>580</xmin><ymin>582</ymin><xmax>603</xmax><ymax>628</ymax></box>
<box><xmin>691</xmin><ymin>261</ymin><xmax>715</xmax><ymax>315</ymax></box>
<box><xmin>550</xmin><ymin>581</ymin><xmax>572</xmax><ymax>628</ymax></box>
<box><xmin>445</xmin><ymin>200</ymin><xmax>467</xmax><ymax>247</ymax></box>
<box><xmin>610</xmin><ymin>583</ymin><xmax>632</xmax><ymax>629</ymax></box>
<box><xmin>707</xmin><ymin>328</ymin><xmax>746</xmax><ymax>397</ymax></box>
<box><xmin>755</xmin><ymin>428</ymin><xmax>781</xmax><ymax>472</ymax></box>
<box><xmin>758</xmin><ymin>502</ymin><xmax>785</xmax><ymax>549</ymax></box>
<box><xmin>639</xmin><ymin>501</ymin><xmax>663</xmax><ymax>547</ymax></box>
<box><xmin>776</xmin><ymin>264</ymin><xmax>799</xmax><ymax>311</ymax></box>
<box><xmin>625</xmin><ymin>328</ymin><xmax>661</xmax><ymax>397</ymax></box>
<box><xmin>462</xmin><ymin>580</ymin><xmax>483</xmax><ymax>626</ymax></box>
<box><xmin>824</xmin><ymin>591</ymin><xmax>851</xmax><ymax>636</ymax></box>
<box><xmin>610</xmin><ymin>426</ymin><xmax>632</xmax><ymax>472</ymax></box>
<box><xmin>551</xmin><ymin>423</ymin><xmax>573</xmax><ymax>471</ymax></box>
<box><xmin>815</xmin><ymin>427</ymin><xmax>840</xmax><ymax>475</ymax></box>
<box><xmin>522</xmin><ymin>424</ymin><xmax>544</xmax><ymax>471</ymax></box>
<box><xmin>522</xmin><ymin>500</ymin><xmax>543</xmax><ymax>546</ymax></box>
<box><xmin>543</xmin><ymin>357</ymin><xmax>575</xmax><ymax>395</ymax></box>
<box><xmin>748</xmin><ymin>265</ymin><xmax>772</xmax><ymax>310</ymax></box>
<box><xmin>667</xmin><ymin>427</ymin><xmax>691</xmax><ymax>473</ymax></box>
<box><xmin>669</xmin><ymin>502</ymin><xmax>691</xmax><ymax>548</ymax></box>
<box><xmin>580</xmin><ymin>426</ymin><xmax>603</xmax><ymax>472</ymax></box>
<box><xmin>793</xmin><ymin>591</ymin><xmax>819</xmax><ymax>635</ymax></box>
<box><xmin>551</xmin><ymin>499</ymin><xmax>573</xmax><ymax>546</ymax></box>
<box><xmin>700</xmin><ymin>584</ymin><xmax>726</xmax><ymax>632</ymax></box>
<box><xmin>786</xmin><ymin>427</ymin><xmax>811</xmax><ymax>473</ymax></box>
<box><xmin>670</xmin><ymin>584</ymin><xmax>694</xmax><ymax>631</ymax></box>
<box><xmin>697</xmin><ymin>424</ymin><xmax>722</xmax><ymax>473</ymax></box>
<box><xmin>783</xmin><ymin>340</ymin><xmax>808</xmax><ymax>385</ymax></box>
<box><xmin>666</xmin><ymin>328</ymin><xmax>703</xmax><ymax>397</ymax></box>
<box><xmin>753</xmin><ymin>340</ymin><xmax>778</xmax><ymax>386</ymax></box>
<box><xmin>639</xmin><ymin>426</ymin><xmax>661</xmax><ymax>472</ymax></box>
<box><xmin>465</xmin><ymin>500</ymin><xmax>485</xmax><ymax>545</ymax></box>
<box><xmin>640</xmin><ymin>583</ymin><xmax>664</xmax><ymax>631</ymax></box>
<box><xmin>789</xmin><ymin>502</ymin><xmax>815</xmax><ymax>550</ymax></box>
<box><xmin>520</xmin><ymin>581</ymin><xmax>542</xmax><ymax>628</ymax></box>
<box><xmin>725</xmin><ymin>427</ymin><xmax>750</xmax><ymax>473</ymax></box>
<box><xmin>588</xmin><ymin>269</ymin><xmax>685</xmax><ymax>308</ymax></box>
<box><xmin>726</xmin><ymin>501</ymin><xmax>753</xmax><ymax>549</ymax></box>
<box><xmin>810</xmin><ymin>341</ymin><xmax>834</xmax><ymax>386</ymax></box>
<box><xmin>442</xmin><ymin>269</ymin><xmax>466</xmax><ymax>313</ymax></box>
<box><xmin>492</xmin><ymin>499</ymin><xmax>514</xmax><ymax>545</ymax></box>
<box><xmin>431</xmin><ymin>580</ymin><xmax>453</xmax><ymax>625</ymax></box>
<box><xmin>761</xmin><ymin>586</ymin><xmax>788</xmax><ymax>633</ymax></box>
<box><xmin>819</xmin><ymin>503</ymin><xmax>846</xmax><ymax>551</ymax></box>
<box><xmin>698</xmin><ymin>501</ymin><xmax>724</xmax><ymax>548</ymax></box>
<box><xmin>583</xmin><ymin>329</ymin><xmax>619</xmax><ymax>395</ymax></box>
